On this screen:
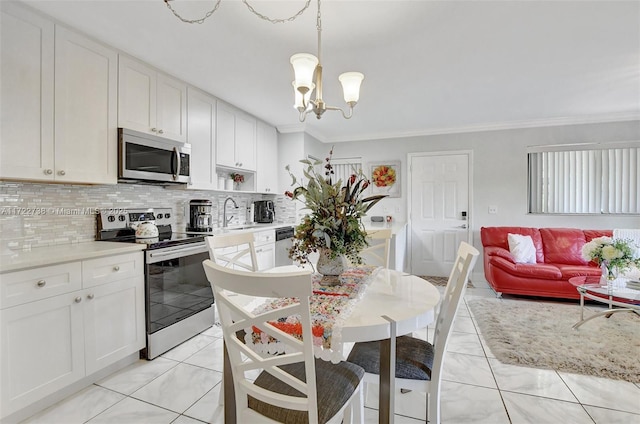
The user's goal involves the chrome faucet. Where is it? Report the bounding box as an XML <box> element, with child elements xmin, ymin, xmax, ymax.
<box><xmin>222</xmin><ymin>197</ymin><xmax>239</xmax><ymax>228</ymax></box>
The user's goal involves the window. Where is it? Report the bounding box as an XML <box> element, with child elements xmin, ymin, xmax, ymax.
<box><xmin>331</xmin><ymin>157</ymin><xmax>362</xmax><ymax>186</ymax></box>
<box><xmin>528</xmin><ymin>142</ymin><xmax>640</xmax><ymax>214</ymax></box>
<box><xmin>308</xmin><ymin>155</ymin><xmax>362</xmax><ymax>186</ymax></box>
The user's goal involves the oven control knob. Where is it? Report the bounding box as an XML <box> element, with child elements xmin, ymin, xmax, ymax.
<box><xmin>107</xmin><ymin>215</ymin><xmax>115</xmax><ymax>222</ymax></box>
<box><xmin>118</xmin><ymin>215</ymin><xmax>126</xmax><ymax>221</ymax></box>
<box><xmin>156</xmin><ymin>213</ymin><xmax>163</xmax><ymax>219</ymax></box>
<box><xmin>165</xmin><ymin>213</ymin><xmax>171</xmax><ymax>219</ymax></box>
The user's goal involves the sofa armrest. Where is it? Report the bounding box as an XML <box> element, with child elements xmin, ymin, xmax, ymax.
<box><xmin>485</xmin><ymin>246</ymin><xmax>515</xmax><ymax>263</ymax></box>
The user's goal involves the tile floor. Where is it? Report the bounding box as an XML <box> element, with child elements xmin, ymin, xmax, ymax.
<box><xmin>20</xmin><ymin>285</ymin><xmax>640</xmax><ymax>424</ymax></box>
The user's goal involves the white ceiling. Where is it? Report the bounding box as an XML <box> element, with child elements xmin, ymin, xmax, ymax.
<box><xmin>21</xmin><ymin>0</ymin><xmax>640</xmax><ymax>143</ymax></box>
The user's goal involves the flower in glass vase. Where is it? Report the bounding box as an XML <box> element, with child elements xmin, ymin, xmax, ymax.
<box><xmin>284</xmin><ymin>148</ymin><xmax>386</xmax><ymax>269</ymax></box>
<box><xmin>581</xmin><ymin>236</ymin><xmax>640</xmax><ymax>280</ymax></box>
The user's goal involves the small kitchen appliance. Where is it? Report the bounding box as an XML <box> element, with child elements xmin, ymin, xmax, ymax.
<box><xmin>254</xmin><ymin>200</ymin><xmax>275</xmax><ymax>223</ymax></box>
<box><xmin>188</xmin><ymin>199</ymin><xmax>213</xmax><ymax>232</ymax></box>
<box><xmin>97</xmin><ymin>207</ymin><xmax>213</xmax><ymax>359</ymax></box>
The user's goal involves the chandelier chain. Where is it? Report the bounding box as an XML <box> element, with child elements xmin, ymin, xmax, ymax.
<box><xmin>163</xmin><ymin>0</ymin><xmax>311</xmax><ymax>25</ymax></box>
<box><xmin>242</xmin><ymin>0</ymin><xmax>311</xmax><ymax>24</ymax></box>
<box><xmin>163</xmin><ymin>0</ymin><xmax>221</xmax><ymax>25</ymax></box>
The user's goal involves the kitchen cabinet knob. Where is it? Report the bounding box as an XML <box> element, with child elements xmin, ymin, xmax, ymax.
<box><xmin>36</xmin><ymin>280</ymin><xmax>46</xmax><ymax>287</ymax></box>
<box><xmin>113</xmin><ymin>265</ymin><xmax>120</xmax><ymax>272</ymax></box>
<box><xmin>151</xmin><ymin>128</ymin><xmax>157</xmax><ymax>132</ymax></box>
<box><xmin>44</xmin><ymin>169</ymin><xmax>53</xmax><ymax>175</ymax></box>
<box><xmin>58</xmin><ymin>170</ymin><xmax>66</xmax><ymax>176</ymax></box>
<box><xmin>87</xmin><ymin>294</ymin><xmax>95</xmax><ymax>300</ymax></box>
<box><xmin>74</xmin><ymin>296</ymin><xmax>82</xmax><ymax>303</ymax></box>
<box><xmin>158</xmin><ymin>129</ymin><xmax>164</xmax><ymax>134</ymax></box>
<box><xmin>239</xmin><ymin>163</ymin><xmax>243</xmax><ymax>167</ymax></box>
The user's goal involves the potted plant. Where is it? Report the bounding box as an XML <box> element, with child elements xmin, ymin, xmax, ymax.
<box><xmin>285</xmin><ymin>149</ymin><xmax>386</xmax><ymax>281</ymax></box>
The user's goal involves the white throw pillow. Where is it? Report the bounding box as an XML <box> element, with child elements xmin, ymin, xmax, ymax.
<box><xmin>507</xmin><ymin>233</ymin><xmax>537</xmax><ymax>264</ymax></box>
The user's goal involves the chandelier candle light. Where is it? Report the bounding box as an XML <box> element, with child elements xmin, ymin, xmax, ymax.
<box><xmin>290</xmin><ymin>0</ymin><xmax>364</xmax><ymax>121</ymax></box>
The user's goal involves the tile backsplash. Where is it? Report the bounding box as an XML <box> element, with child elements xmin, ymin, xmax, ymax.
<box><xmin>0</xmin><ymin>182</ymin><xmax>295</xmax><ymax>253</ymax></box>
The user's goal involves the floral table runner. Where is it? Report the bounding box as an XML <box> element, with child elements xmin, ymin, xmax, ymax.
<box><xmin>247</xmin><ymin>265</ymin><xmax>381</xmax><ymax>363</ymax></box>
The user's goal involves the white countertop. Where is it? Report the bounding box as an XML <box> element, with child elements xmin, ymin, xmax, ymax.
<box><xmin>0</xmin><ymin>242</ymin><xmax>146</xmax><ymax>274</ymax></box>
<box><xmin>363</xmin><ymin>221</ymin><xmax>407</xmax><ymax>236</ymax></box>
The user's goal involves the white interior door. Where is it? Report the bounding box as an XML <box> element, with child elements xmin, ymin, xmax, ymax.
<box><xmin>409</xmin><ymin>152</ymin><xmax>471</xmax><ymax>276</ymax></box>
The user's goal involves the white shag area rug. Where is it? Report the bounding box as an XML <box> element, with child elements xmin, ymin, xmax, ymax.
<box><xmin>467</xmin><ymin>298</ymin><xmax>640</xmax><ymax>383</ymax></box>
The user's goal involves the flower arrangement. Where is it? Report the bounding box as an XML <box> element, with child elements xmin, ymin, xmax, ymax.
<box><xmin>371</xmin><ymin>164</ymin><xmax>396</xmax><ymax>187</ymax></box>
<box><xmin>229</xmin><ymin>173</ymin><xmax>244</xmax><ymax>183</ymax></box>
<box><xmin>581</xmin><ymin>236</ymin><xmax>640</xmax><ymax>278</ymax></box>
<box><xmin>285</xmin><ymin>148</ymin><xmax>386</xmax><ymax>265</ymax></box>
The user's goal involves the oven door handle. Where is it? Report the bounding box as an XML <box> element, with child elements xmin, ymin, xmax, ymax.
<box><xmin>147</xmin><ymin>244</ymin><xmax>208</xmax><ymax>263</ymax></box>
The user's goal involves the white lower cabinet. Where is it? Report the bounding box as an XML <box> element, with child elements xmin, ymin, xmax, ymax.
<box><xmin>254</xmin><ymin>229</ymin><xmax>275</xmax><ymax>271</ymax></box>
<box><xmin>0</xmin><ymin>294</ymin><xmax>85</xmax><ymax>415</ymax></box>
<box><xmin>83</xmin><ymin>276</ymin><xmax>145</xmax><ymax>375</ymax></box>
<box><xmin>0</xmin><ymin>251</ymin><xmax>145</xmax><ymax>419</ymax></box>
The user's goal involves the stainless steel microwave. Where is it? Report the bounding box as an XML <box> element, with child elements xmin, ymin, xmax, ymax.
<box><xmin>118</xmin><ymin>128</ymin><xmax>190</xmax><ymax>184</ymax></box>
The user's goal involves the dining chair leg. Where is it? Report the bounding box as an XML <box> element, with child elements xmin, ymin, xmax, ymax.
<box><xmin>223</xmin><ymin>341</ymin><xmax>237</xmax><ymax>424</ymax></box>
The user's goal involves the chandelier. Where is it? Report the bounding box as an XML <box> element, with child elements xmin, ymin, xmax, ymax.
<box><xmin>290</xmin><ymin>0</ymin><xmax>364</xmax><ymax>121</ymax></box>
<box><xmin>164</xmin><ymin>0</ymin><xmax>363</xmax><ymax>121</ymax></box>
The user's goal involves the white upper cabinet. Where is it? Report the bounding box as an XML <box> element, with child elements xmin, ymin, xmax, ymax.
<box><xmin>187</xmin><ymin>87</ymin><xmax>217</xmax><ymax>190</ymax></box>
<box><xmin>54</xmin><ymin>26</ymin><xmax>118</xmax><ymax>184</ymax></box>
<box><xmin>216</xmin><ymin>101</ymin><xmax>256</xmax><ymax>171</ymax></box>
<box><xmin>118</xmin><ymin>55</ymin><xmax>187</xmax><ymax>142</ymax></box>
<box><xmin>0</xmin><ymin>3</ymin><xmax>117</xmax><ymax>184</ymax></box>
<box><xmin>256</xmin><ymin>121</ymin><xmax>278</xmax><ymax>193</ymax></box>
<box><xmin>1</xmin><ymin>2</ymin><xmax>54</xmax><ymax>181</ymax></box>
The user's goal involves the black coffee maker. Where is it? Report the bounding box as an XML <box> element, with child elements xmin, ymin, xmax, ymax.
<box><xmin>254</xmin><ymin>200</ymin><xmax>275</xmax><ymax>223</ymax></box>
<box><xmin>188</xmin><ymin>199</ymin><xmax>213</xmax><ymax>232</ymax></box>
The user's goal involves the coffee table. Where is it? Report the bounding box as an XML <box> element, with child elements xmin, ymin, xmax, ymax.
<box><xmin>568</xmin><ymin>276</ymin><xmax>640</xmax><ymax>329</ymax></box>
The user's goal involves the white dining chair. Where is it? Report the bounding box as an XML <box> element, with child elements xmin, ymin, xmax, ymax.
<box><xmin>206</xmin><ymin>232</ymin><xmax>258</xmax><ymax>271</ymax></box>
<box><xmin>359</xmin><ymin>228</ymin><xmax>392</xmax><ymax>268</ymax></box>
<box><xmin>202</xmin><ymin>259</ymin><xmax>365</xmax><ymax>424</ymax></box>
<box><xmin>346</xmin><ymin>241</ymin><xmax>479</xmax><ymax>424</ymax></box>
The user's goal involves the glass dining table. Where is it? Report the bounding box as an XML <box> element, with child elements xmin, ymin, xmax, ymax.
<box><xmin>221</xmin><ymin>267</ymin><xmax>441</xmax><ymax>424</ymax></box>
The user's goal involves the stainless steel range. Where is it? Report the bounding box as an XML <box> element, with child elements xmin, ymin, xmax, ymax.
<box><xmin>97</xmin><ymin>208</ymin><xmax>213</xmax><ymax>359</ymax></box>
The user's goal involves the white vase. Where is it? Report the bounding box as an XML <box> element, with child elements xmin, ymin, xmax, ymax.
<box><xmin>225</xmin><ymin>179</ymin><xmax>233</xmax><ymax>191</ymax></box>
<box><xmin>317</xmin><ymin>248</ymin><xmax>347</xmax><ymax>286</ymax></box>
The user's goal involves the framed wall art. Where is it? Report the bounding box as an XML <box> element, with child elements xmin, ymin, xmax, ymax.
<box><xmin>368</xmin><ymin>161</ymin><xmax>400</xmax><ymax>198</ymax></box>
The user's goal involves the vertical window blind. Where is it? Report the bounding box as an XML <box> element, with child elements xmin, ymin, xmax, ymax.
<box><xmin>528</xmin><ymin>144</ymin><xmax>640</xmax><ymax>214</ymax></box>
<box><xmin>330</xmin><ymin>157</ymin><xmax>363</xmax><ymax>186</ymax></box>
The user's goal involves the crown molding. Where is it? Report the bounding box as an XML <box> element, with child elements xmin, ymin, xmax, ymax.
<box><xmin>297</xmin><ymin>112</ymin><xmax>640</xmax><ymax>144</ymax></box>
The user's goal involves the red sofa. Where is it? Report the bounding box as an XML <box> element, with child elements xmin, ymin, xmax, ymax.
<box><xmin>480</xmin><ymin>227</ymin><xmax>612</xmax><ymax>299</ymax></box>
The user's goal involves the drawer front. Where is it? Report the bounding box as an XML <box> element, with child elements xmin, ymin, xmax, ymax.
<box><xmin>82</xmin><ymin>252</ymin><xmax>143</xmax><ymax>288</ymax></box>
<box><xmin>254</xmin><ymin>229</ymin><xmax>275</xmax><ymax>246</ymax></box>
<box><xmin>0</xmin><ymin>262</ymin><xmax>82</xmax><ymax>309</ymax></box>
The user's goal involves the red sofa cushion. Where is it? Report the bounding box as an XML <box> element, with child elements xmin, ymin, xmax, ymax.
<box><xmin>584</xmin><ymin>229</ymin><xmax>613</xmax><ymax>241</ymax></box>
<box><xmin>481</xmin><ymin>227</ymin><xmax>544</xmax><ymax>263</ymax></box>
<box><xmin>540</xmin><ymin>228</ymin><xmax>588</xmax><ymax>265</ymax></box>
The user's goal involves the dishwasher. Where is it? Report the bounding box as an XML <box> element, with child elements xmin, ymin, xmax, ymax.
<box><xmin>274</xmin><ymin>226</ymin><xmax>295</xmax><ymax>267</ymax></box>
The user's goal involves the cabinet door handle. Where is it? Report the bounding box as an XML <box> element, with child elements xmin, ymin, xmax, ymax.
<box><xmin>74</xmin><ymin>296</ymin><xmax>82</xmax><ymax>303</ymax></box>
<box><xmin>44</xmin><ymin>169</ymin><xmax>53</xmax><ymax>175</ymax></box>
<box><xmin>36</xmin><ymin>280</ymin><xmax>46</xmax><ymax>287</ymax></box>
<box><xmin>87</xmin><ymin>294</ymin><xmax>95</xmax><ymax>300</ymax></box>
<box><xmin>158</xmin><ymin>129</ymin><xmax>164</xmax><ymax>134</ymax></box>
<box><xmin>113</xmin><ymin>265</ymin><xmax>120</xmax><ymax>272</ymax></box>
<box><xmin>58</xmin><ymin>170</ymin><xmax>66</xmax><ymax>176</ymax></box>
<box><xmin>151</xmin><ymin>127</ymin><xmax>157</xmax><ymax>132</ymax></box>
